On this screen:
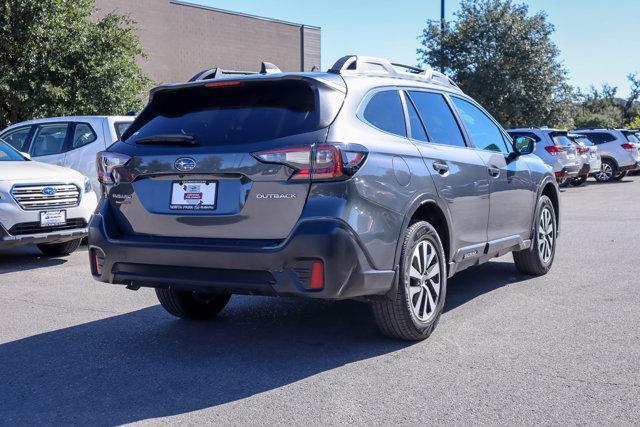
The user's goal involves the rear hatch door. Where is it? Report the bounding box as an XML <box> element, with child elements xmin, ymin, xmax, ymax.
<box><xmin>105</xmin><ymin>75</ymin><xmax>346</xmax><ymax>240</ymax></box>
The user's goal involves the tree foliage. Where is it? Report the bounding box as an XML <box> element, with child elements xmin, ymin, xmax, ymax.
<box><xmin>0</xmin><ymin>0</ymin><xmax>152</xmax><ymax>129</ymax></box>
<box><xmin>573</xmin><ymin>76</ymin><xmax>640</xmax><ymax>129</ymax></box>
<box><xmin>418</xmin><ymin>0</ymin><xmax>571</xmax><ymax>128</ymax></box>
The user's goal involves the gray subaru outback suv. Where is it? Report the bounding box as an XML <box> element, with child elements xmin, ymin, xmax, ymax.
<box><xmin>89</xmin><ymin>56</ymin><xmax>560</xmax><ymax>341</ymax></box>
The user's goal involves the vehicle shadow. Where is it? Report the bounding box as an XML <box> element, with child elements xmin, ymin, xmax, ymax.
<box><xmin>0</xmin><ymin>296</ymin><xmax>408</xmax><ymax>424</ymax></box>
<box><xmin>0</xmin><ymin>259</ymin><xmax>529</xmax><ymax>424</ymax></box>
<box><xmin>445</xmin><ymin>258</ymin><xmax>528</xmax><ymax>312</ymax></box>
<box><xmin>0</xmin><ymin>245</ymin><xmax>82</xmax><ymax>273</ymax></box>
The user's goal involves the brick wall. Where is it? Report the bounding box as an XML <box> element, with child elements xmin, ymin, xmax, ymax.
<box><xmin>93</xmin><ymin>0</ymin><xmax>321</xmax><ymax>84</ymax></box>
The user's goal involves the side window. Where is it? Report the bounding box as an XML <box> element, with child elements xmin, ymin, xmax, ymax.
<box><xmin>71</xmin><ymin>123</ymin><xmax>97</xmax><ymax>149</ymax></box>
<box><xmin>114</xmin><ymin>122</ymin><xmax>131</xmax><ymax>140</ymax></box>
<box><xmin>1</xmin><ymin>126</ymin><xmax>32</xmax><ymax>151</ymax></box>
<box><xmin>362</xmin><ymin>90</ymin><xmax>406</xmax><ymax>137</ymax></box>
<box><xmin>451</xmin><ymin>97</ymin><xmax>509</xmax><ymax>154</ymax></box>
<box><xmin>583</xmin><ymin>132</ymin><xmax>614</xmax><ymax>145</ymax></box>
<box><xmin>405</xmin><ymin>96</ymin><xmax>428</xmax><ymax>142</ymax></box>
<box><xmin>408</xmin><ymin>91</ymin><xmax>466</xmax><ymax>147</ymax></box>
<box><xmin>30</xmin><ymin>123</ymin><xmax>70</xmax><ymax>157</ymax></box>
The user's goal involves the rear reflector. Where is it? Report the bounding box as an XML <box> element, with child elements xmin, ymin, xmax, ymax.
<box><xmin>90</xmin><ymin>248</ymin><xmax>105</xmax><ymax>276</ymax></box>
<box><xmin>310</xmin><ymin>260</ymin><xmax>324</xmax><ymax>290</ymax></box>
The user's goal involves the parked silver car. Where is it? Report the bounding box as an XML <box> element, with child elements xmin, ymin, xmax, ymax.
<box><xmin>566</xmin><ymin>133</ymin><xmax>601</xmax><ymax>186</ymax></box>
<box><xmin>571</xmin><ymin>128</ymin><xmax>640</xmax><ymax>182</ymax></box>
<box><xmin>507</xmin><ymin>128</ymin><xmax>581</xmax><ymax>186</ymax></box>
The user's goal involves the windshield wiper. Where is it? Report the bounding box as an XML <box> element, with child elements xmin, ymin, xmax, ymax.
<box><xmin>135</xmin><ymin>134</ymin><xmax>199</xmax><ymax>146</ymax></box>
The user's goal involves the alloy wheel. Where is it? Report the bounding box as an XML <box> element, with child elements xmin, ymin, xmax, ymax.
<box><xmin>408</xmin><ymin>241</ymin><xmax>441</xmax><ymax>322</ymax></box>
<box><xmin>537</xmin><ymin>207</ymin><xmax>554</xmax><ymax>264</ymax></box>
<box><xmin>597</xmin><ymin>163</ymin><xmax>613</xmax><ymax>181</ymax></box>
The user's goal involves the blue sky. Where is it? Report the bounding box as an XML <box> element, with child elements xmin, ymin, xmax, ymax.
<box><xmin>193</xmin><ymin>0</ymin><xmax>639</xmax><ymax>97</ymax></box>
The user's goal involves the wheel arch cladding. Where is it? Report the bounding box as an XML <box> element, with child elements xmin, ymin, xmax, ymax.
<box><xmin>408</xmin><ymin>202</ymin><xmax>450</xmax><ymax>265</ymax></box>
<box><xmin>541</xmin><ymin>182</ymin><xmax>559</xmax><ymax>232</ymax></box>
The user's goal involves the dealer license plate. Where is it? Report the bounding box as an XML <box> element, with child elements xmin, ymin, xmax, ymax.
<box><xmin>170</xmin><ymin>181</ymin><xmax>217</xmax><ymax>210</ymax></box>
<box><xmin>40</xmin><ymin>210</ymin><xmax>66</xmax><ymax>227</ymax></box>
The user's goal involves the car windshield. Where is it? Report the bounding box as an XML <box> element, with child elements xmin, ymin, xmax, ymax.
<box><xmin>0</xmin><ymin>139</ymin><xmax>26</xmax><ymax>161</ymax></box>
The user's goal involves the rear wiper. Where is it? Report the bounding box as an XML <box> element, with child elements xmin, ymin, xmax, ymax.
<box><xmin>135</xmin><ymin>134</ymin><xmax>199</xmax><ymax>146</ymax></box>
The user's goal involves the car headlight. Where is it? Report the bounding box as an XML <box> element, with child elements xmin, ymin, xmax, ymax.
<box><xmin>84</xmin><ymin>177</ymin><xmax>92</xmax><ymax>194</ymax></box>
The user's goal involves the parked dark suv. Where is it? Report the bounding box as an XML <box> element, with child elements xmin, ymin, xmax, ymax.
<box><xmin>89</xmin><ymin>56</ymin><xmax>560</xmax><ymax>341</ymax></box>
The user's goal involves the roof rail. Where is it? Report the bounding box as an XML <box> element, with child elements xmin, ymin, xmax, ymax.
<box><xmin>328</xmin><ymin>55</ymin><xmax>459</xmax><ymax>90</ymax></box>
<box><xmin>189</xmin><ymin>61</ymin><xmax>282</xmax><ymax>82</ymax></box>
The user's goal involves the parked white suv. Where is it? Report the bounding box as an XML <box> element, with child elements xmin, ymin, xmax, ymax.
<box><xmin>571</xmin><ymin>128</ymin><xmax>640</xmax><ymax>182</ymax></box>
<box><xmin>0</xmin><ymin>116</ymin><xmax>134</xmax><ymax>191</ymax></box>
<box><xmin>0</xmin><ymin>140</ymin><xmax>97</xmax><ymax>255</ymax></box>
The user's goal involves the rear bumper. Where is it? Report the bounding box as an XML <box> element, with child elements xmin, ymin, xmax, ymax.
<box><xmin>88</xmin><ymin>205</ymin><xmax>395</xmax><ymax>300</ymax></box>
<box><xmin>555</xmin><ymin>164</ymin><xmax>580</xmax><ymax>180</ymax></box>
<box><xmin>619</xmin><ymin>161</ymin><xmax>640</xmax><ymax>172</ymax></box>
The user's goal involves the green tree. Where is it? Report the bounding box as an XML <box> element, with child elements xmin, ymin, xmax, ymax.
<box><xmin>0</xmin><ymin>0</ymin><xmax>152</xmax><ymax>129</ymax></box>
<box><xmin>417</xmin><ymin>0</ymin><xmax>571</xmax><ymax>128</ymax></box>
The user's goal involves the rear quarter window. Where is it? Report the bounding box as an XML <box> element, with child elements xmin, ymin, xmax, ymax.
<box><xmin>362</xmin><ymin>90</ymin><xmax>406</xmax><ymax>137</ymax></box>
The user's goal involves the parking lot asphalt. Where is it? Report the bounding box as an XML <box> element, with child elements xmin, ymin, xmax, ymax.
<box><xmin>1</xmin><ymin>176</ymin><xmax>639</xmax><ymax>425</ymax></box>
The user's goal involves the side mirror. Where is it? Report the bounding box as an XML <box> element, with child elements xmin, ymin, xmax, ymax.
<box><xmin>513</xmin><ymin>136</ymin><xmax>536</xmax><ymax>155</ymax></box>
<box><xmin>21</xmin><ymin>152</ymin><xmax>31</xmax><ymax>160</ymax></box>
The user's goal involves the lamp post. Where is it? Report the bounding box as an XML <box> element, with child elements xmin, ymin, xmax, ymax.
<box><xmin>440</xmin><ymin>0</ymin><xmax>445</xmax><ymax>72</ymax></box>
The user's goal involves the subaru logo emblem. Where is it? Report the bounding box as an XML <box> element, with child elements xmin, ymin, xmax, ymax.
<box><xmin>42</xmin><ymin>187</ymin><xmax>57</xmax><ymax>196</ymax></box>
<box><xmin>174</xmin><ymin>157</ymin><xmax>196</xmax><ymax>172</ymax></box>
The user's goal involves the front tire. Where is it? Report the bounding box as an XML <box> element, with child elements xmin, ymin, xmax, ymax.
<box><xmin>372</xmin><ymin>221</ymin><xmax>447</xmax><ymax>341</ymax></box>
<box><xmin>513</xmin><ymin>195</ymin><xmax>556</xmax><ymax>276</ymax></box>
<box><xmin>37</xmin><ymin>238</ymin><xmax>82</xmax><ymax>256</ymax></box>
<box><xmin>156</xmin><ymin>288</ymin><xmax>231</xmax><ymax>320</ymax></box>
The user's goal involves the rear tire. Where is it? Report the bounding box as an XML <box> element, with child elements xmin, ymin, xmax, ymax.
<box><xmin>558</xmin><ymin>178</ymin><xmax>570</xmax><ymax>188</ymax></box>
<box><xmin>570</xmin><ymin>175</ymin><xmax>587</xmax><ymax>186</ymax></box>
<box><xmin>371</xmin><ymin>221</ymin><xmax>447</xmax><ymax>341</ymax></box>
<box><xmin>513</xmin><ymin>195</ymin><xmax>556</xmax><ymax>276</ymax></box>
<box><xmin>37</xmin><ymin>238</ymin><xmax>82</xmax><ymax>256</ymax></box>
<box><xmin>612</xmin><ymin>171</ymin><xmax>628</xmax><ymax>181</ymax></box>
<box><xmin>156</xmin><ymin>288</ymin><xmax>231</xmax><ymax>320</ymax></box>
<box><xmin>594</xmin><ymin>159</ymin><xmax>616</xmax><ymax>182</ymax></box>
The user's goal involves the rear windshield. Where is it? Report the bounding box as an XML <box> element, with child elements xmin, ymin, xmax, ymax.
<box><xmin>550</xmin><ymin>133</ymin><xmax>572</xmax><ymax>147</ymax></box>
<box><xmin>623</xmin><ymin>132</ymin><xmax>640</xmax><ymax>143</ymax></box>
<box><xmin>114</xmin><ymin>121</ymin><xmax>132</xmax><ymax>140</ymax></box>
<box><xmin>124</xmin><ymin>80</ymin><xmax>341</xmax><ymax>146</ymax></box>
<box><xmin>573</xmin><ymin>136</ymin><xmax>593</xmax><ymax>146</ymax></box>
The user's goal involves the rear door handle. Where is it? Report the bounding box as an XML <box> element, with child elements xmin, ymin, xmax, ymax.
<box><xmin>432</xmin><ymin>161</ymin><xmax>449</xmax><ymax>174</ymax></box>
<box><xmin>488</xmin><ymin>166</ymin><xmax>500</xmax><ymax>177</ymax></box>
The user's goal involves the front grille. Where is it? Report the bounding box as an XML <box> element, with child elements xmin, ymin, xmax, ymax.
<box><xmin>8</xmin><ymin>218</ymin><xmax>87</xmax><ymax>236</ymax></box>
<box><xmin>11</xmin><ymin>183</ymin><xmax>81</xmax><ymax>210</ymax></box>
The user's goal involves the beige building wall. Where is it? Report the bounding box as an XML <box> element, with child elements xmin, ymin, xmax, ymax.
<box><xmin>93</xmin><ymin>0</ymin><xmax>321</xmax><ymax>84</ymax></box>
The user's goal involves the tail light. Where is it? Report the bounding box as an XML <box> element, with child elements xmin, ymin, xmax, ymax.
<box><xmin>252</xmin><ymin>144</ymin><xmax>367</xmax><ymax>182</ymax></box>
<box><xmin>96</xmin><ymin>151</ymin><xmax>132</xmax><ymax>184</ymax></box>
<box><xmin>545</xmin><ymin>145</ymin><xmax>564</xmax><ymax>156</ymax></box>
<box><xmin>577</xmin><ymin>147</ymin><xmax>589</xmax><ymax>155</ymax></box>
<box><xmin>621</xmin><ymin>143</ymin><xmax>636</xmax><ymax>151</ymax></box>
<box><xmin>310</xmin><ymin>260</ymin><xmax>324</xmax><ymax>290</ymax></box>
